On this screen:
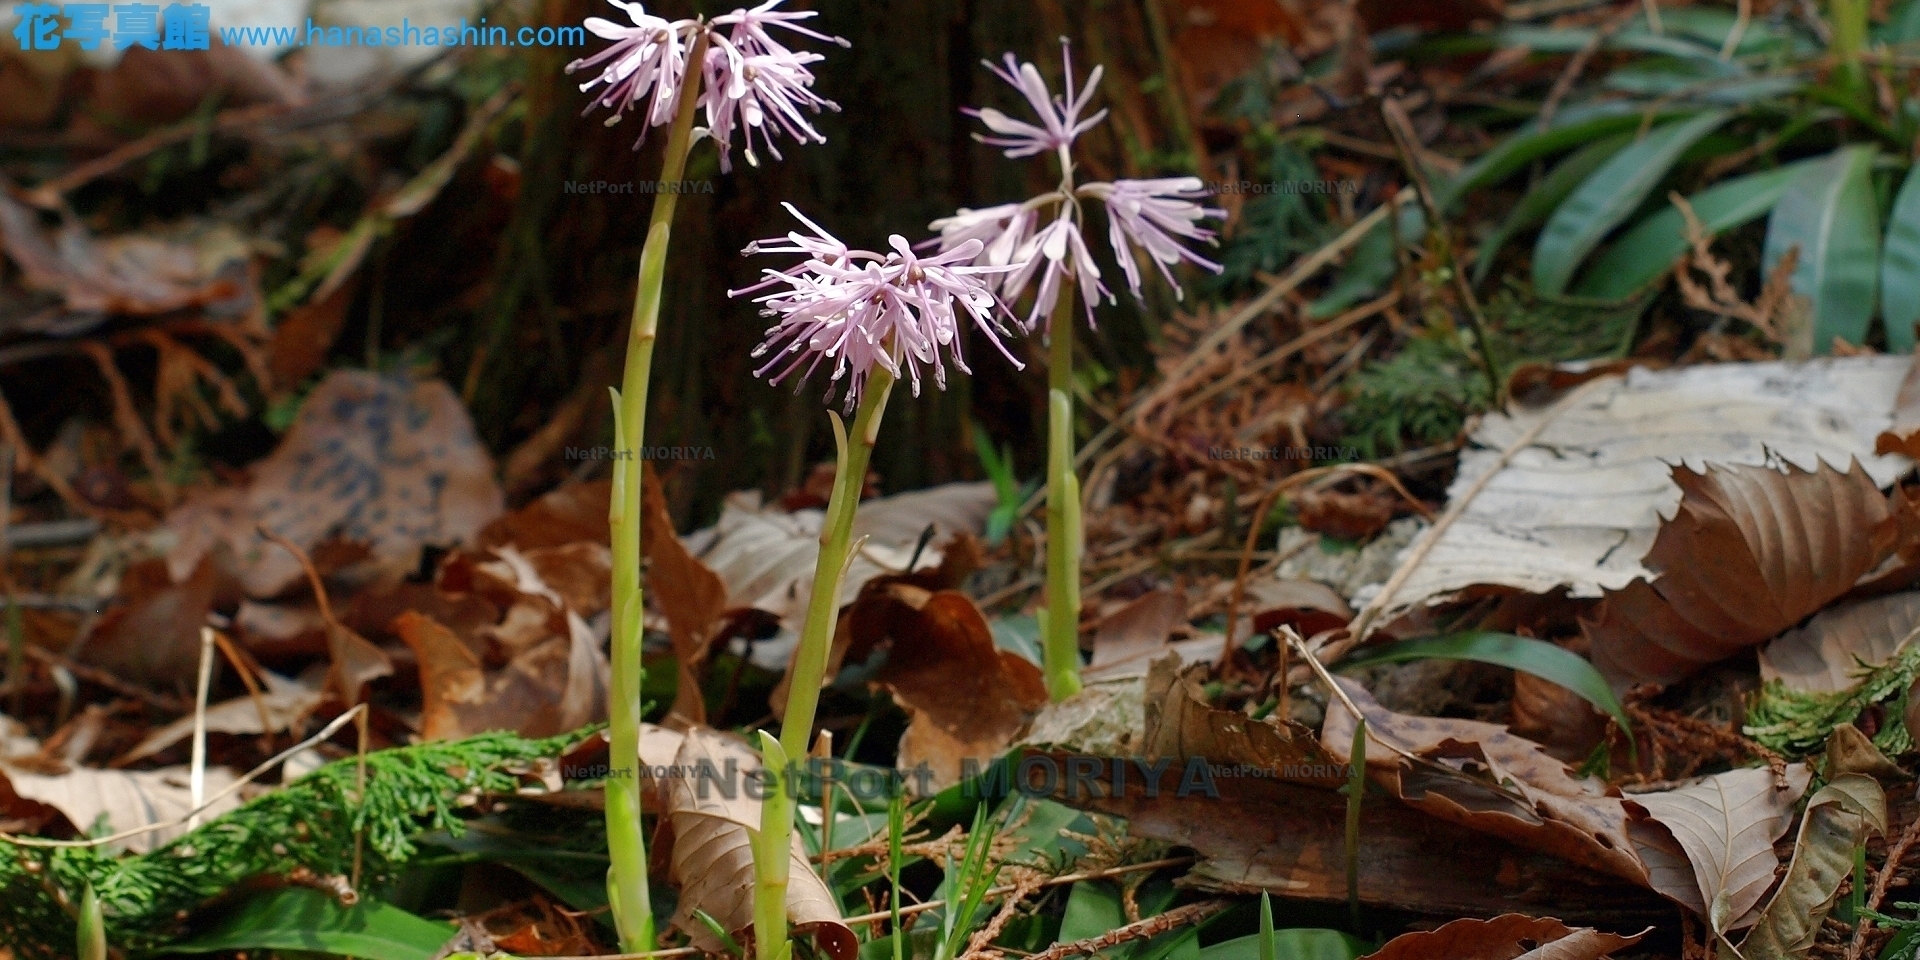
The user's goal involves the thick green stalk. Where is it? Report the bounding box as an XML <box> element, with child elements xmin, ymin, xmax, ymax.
<box><xmin>605</xmin><ymin>26</ymin><xmax>709</xmax><ymax>955</ymax></box>
<box><xmin>756</xmin><ymin>367</ymin><xmax>896</xmax><ymax>960</ymax></box>
<box><xmin>1043</xmin><ymin>287</ymin><xmax>1083</xmax><ymax>701</ymax></box>
<box><xmin>779</xmin><ymin>369</ymin><xmax>895</xmax><ymax>760</ymax></box>
<box><xmin>1831</xmin><ymin>0</ymin><xmax>1868</xmax><ymax>104</ymax></box>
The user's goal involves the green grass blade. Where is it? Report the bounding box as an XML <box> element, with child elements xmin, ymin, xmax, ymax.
<box><xmin>889</xmin><ymin>786</ymin><xmax>906</xmax><ymax>960</ymax></box>
<box><xmin>1881</xmin><ymin>163</ymin><xmax>1920</xmax><ymax>352</ymax></box>
<box><xmin>1533</xmin><ymin>109</ymin><xmax>1731</xmax><ymax>295</ymax></box>
<box><xmin>1765</xmin><ymin>145</ymin><xmax>1882</xmax><ymax>352</ymax></box>
<box><xmin>1576</xmin><ymin>159</ymin><xmax>1815</xmax><ymax>299</ymax></box>
<box><xmin>1258</xmin><ymin>894</ymin><xmax>1276</xmax><ymax>960</ymax></box>
<box><xmin>1337</xmin><ymin>632</ymin><xmax>1630</xmax><ymax>731</ymax></box>
<box><xmin>1471</xmin><ymin>132</ymin><xmax>1634</xmax><ymax>287</ymax></box>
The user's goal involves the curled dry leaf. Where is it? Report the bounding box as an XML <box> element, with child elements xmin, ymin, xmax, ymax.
<box><xmin>394</xmin><ymin>610</ymin><xmax>606</xmax><ymax>741</ymax></box>
<box><xmin>1296</xmin><ymin>486</ymin><xmax>1398</xmax><ymax>541</ymax></box>
<box><xmin>1624</xmin><ymin>764</ymin><xmax>1813</xmax><ymax>933</ymax></box>
<box><xmin>860</xmin><ymin>586</ymin><xmax>1047</xmax><ymax>792</ymax></box>
<box><xmin>1089</xmin><ymin>588</ymin><xmax>1187</xmax><ymax>673</ymax></box>
<box><xmin>1731</xmin><ymin>773</ymin><xmax>1886</xmax><ymax>959</ymax></box>
<box><xmin>1322</xmin><ymin>677</ymin><xmax>1649</xmax><ymax>885</ymax></box>
<box><xmin>0</xmin><ymin>764</ymin><xmax>240</xmax><ymax>854</ymax></box>
<box><xmin>661</xmin><ymin>728</ymin><xmax>854</xmax><ymax>960</ymax></box>
<box><xmin>166</xmin><ymin>370</ymin><xmax>505</xmax><ymax>598</ymax></box>
<box><xmin>1509</xmin><ymin>668</ymin><xmax>1610</xmax><ymax>765</ymax></box>
<box><xmin>1586</xmin><ymin>461</ymin><xmax>1905</xmax><ymax>691</ymax></box>
<box><xmin>1360</xmin><ymin>914</ymin><xmax>1646</xmax><ymax>960</ymax></box>
<box><xmin>1245</xmin><ymin>577</ymin><xmax>1351</xmax><ymax>639</ymax></box>
<box><xmin>1145</xmin><ymin>657</ymin><xmax>1346</xmax><ymax>787</ymax></box>
<box><xmin>642</xmin><ymin>462</ymin><xmax>727</xmax><ymax>724</ymax></box>
<box><xmin>1758</xmin><ymin>591</ymin><xmax>1920</xmax><ymax>693</ymax></box>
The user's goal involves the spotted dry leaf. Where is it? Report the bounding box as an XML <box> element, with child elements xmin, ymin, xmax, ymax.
<box><xmin>1625</xmin><ymin>764</ymin><xmax>1813</xmax><ymax>933</ymax></box>
<box><xmin>1361</xmin><ymin>913</ymin><xmax>1646</xmax><ymax>960</ymax></box>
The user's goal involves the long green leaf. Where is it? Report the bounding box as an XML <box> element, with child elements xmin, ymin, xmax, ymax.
<box><xmin>1445</xmin><ymin>108</ymin><xmax>1686</xmax><ymax>202</ymax></box>
<box><xmin>1198</xmin><ymin>931</ymin><xmax>1365</xmax><ymax>960</ymax></box>
<box><xmin>1472</xmin><ymin>132</ymin><xmax>1633</xmax><ymax>287</ymax></box>
<box><xmin>1577</xmin><ymin>160</ymin><xmax>1816</xmax><ymax>299</ymax></box>
<box><xmin>1764</xmin><ymin>145</ymin><xmax>1881</xmax><ymax>352</ymax></box>
<box><xmin>1881</xmin><ymin>163</ymin><xmax>1920</xmax><ymax>352</ymax></box>
<box><xmin>1307</xmin><ymin>206</ymin><xmax>1424</xmax><ymax>318</ymax></box>
<box><xmin>1338</xmin><ymin>632</ymin><xmax>1629</xmax><ymax>730</ymax></box>
<box><xmin>1533</xmin><ymin>109</ymin><xmax>1731</xmax><ymax>295</ymax></box>
<box><xmin>165</xmin><ymin>887</ymin><xmax>455</xmax><ymax>960</ymax></box>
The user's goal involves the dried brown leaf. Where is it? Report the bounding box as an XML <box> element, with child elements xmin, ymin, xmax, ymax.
<box><xmin>166</xmin><ymin>370</ymin><xmax>505</xmax><ymax>597</ymax></box>
<box><xmin>1089</xmin><ymin>588</ymin><xmax>1186</xmax><ymax>671</ymax></box>
<box><xmin>662</xmin><ymin>728</ymin><xmax>854</xmax><ymax>960</ymax></box>
<box><xmin>643</xmin><ymin>462</ymin><xmax>726</xmax><ymax>724</ymax></box>
<box><xmin>866</xmin><ymin>587</ymin><xmax>1047</xmax><ymax>791</ymax></box>
<box><xmin>1586</xmin><ymin>461</ymin><xmax>1899</xmax><ymax>690</ymax></box>
<box><xmin>394</xmin><ymin>610</ymin><xmax>605</xmax><ymax>741</ymax></box>
<box><xmin>1145</xmin><ymin>657</ymin><xmax>1345</xmax><ymax>787</ymax></box>
<box><xmin>1624</xmin><ymin>764</ymin><xmax>1813</xmax><ymax>933</ymax></box>
<box><xmin>78</xmin><ymin>556</ymin><xmax>219</xmax><ymax>688</ymax></box>
<box><xmin>1731</xmin><ymin>773</ymin><xmax>1886</xmax><ymax>959</ymax></box>
<box><xmin>1759</xmin><ymin>591</ymin><xmax>1920</xmax><ymax>693</ymax></box>
<box><xmin>1322</xmin><ymin>678</ymin><xmax>1649</xmax><ymax>885</ymax></box>
<box><xmin>1360</xmin><ymin>914</ymin><xmax>1645</xmax><ymax>960</ymax></box>
<box><xmin>0</xmin><ymin>763</ymin><xmax>240</xmax><ymax>853</ymax></box>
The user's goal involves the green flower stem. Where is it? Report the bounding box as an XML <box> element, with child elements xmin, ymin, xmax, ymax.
<box><xmin>756</xmin><ymin>366</ymin><xmax>896</xmax><ymax>960</ymax></box>
<box><xmin>780</xmin><ymin>368</ymin><xmax>896</xmax><ymax>760</ymax></box>
<box><xmin>1043</xmin><ymin>285</ymin><xmax>1083</xmax><ymax>702</ymax></box>
<box><xmin>605</xmin><ymin>26</ymin><xmax>710</xmax><ymax>955</ymax></box>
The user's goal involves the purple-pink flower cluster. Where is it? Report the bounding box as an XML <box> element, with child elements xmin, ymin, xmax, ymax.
<box><xmin>931</xmin><ymin>41</ymin><xmax>1225</xmax><ymax>330</ymax></box>
<box><xmin>733</xmin><ymin>205</ymin><xmax>1024</xmax><ymax>408</ymax></box>
<box><xmin>566</xmin><ymin>0</ymin><xmax>847</xmax><ymax>170</ymax></box>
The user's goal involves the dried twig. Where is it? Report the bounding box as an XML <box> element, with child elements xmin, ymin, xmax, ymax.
<box><xmin>1022</xmin><ymin>900</ymin><xmax>1228</xmax><ymax>960</ymax></box>
<box><xmin>1670</xmin><ymin>192</ymin><xmax>1798</xmax><ymax>344</ymax></box>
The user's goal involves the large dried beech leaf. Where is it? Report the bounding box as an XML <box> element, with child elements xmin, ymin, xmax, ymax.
<box><xmin>1360</xmin><ymin>914</ymin><xmax>1645</xmax><ymax>960</ymax></box>
<box><xmin>166</xmin><ymin>371</ymin><xmax>504</xmax><ymax>597</ymax></box>
<box><xmin>394</xmin><ymin>610</ymin><xmax>605</xmax><ymax>740</ymax></box>
<box><xmin>1758</xmin><ymin>591</ymin><xmax>1920</xmax><ymax>693</ymax></box>
<box><xmin>663</xmin><ymin>729</ymin><xmax>853</xmax><ymax>960</ymax></box>
<box><xmin>868</xmin><ymin>587</ymin><xmax>1047</xmax><ymax>791</ymax></box>
<box><xmin>1733</xmin><ymin>774</ymin><xmax>1886</xmax><ymax>959</ymax></box>
<box><xmin>1322</xmin><ymin>678</ymin><xmax>1648</xmax><ymax>885</ymax></box>
<box><xmin>0</xmin><ymin>764</ymin><xmax>239</xmax><ymax>854</ymax></box>
<box><xmin>1381</xmin><ymin>358</ymin><xmax>1914</xmax><ymax>623</ymax></box>
<box><xmin>1586</xmin><ymin>461</ymin><xmax>1898</xmax><ymax>690</ymax></box>
<box><xmin>1143</xmin><ymin>657</ymin><xmax>1345</xmax><ymax>787</ymax></box>
<box><xmin>1625</xmin><ymin>764</ymin><xmax>1813</xmax><ymax>933</ymax></box>
<box><xmin>643</xmin><ymin>463</ymin><xmax>726</xmax><ymax>723</ymax></box>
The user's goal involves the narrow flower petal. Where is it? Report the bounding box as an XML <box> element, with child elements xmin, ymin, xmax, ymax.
<box><xmin>968</xmin><ymin>40</ymin><xmax>1109</xmax><ymax>160</ymax></box>
<box><xmin>1085</xmin><ymin>178</ymin><xmax>1226</xmax><ymax>301</ymax></box>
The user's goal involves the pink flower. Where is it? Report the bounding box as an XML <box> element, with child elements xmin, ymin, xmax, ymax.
<box><xmin>734</xmin><ymin>206</ymin><xmax>1023</xmax><ymax>407</ymax></box>
<box><xmin>928</xmin><ymin>202</ymin><xmax>1035</xmax><ymax>272</ymax></box>
<box><xmin>1001</xmin><ymin>215</ymin><xmax>1110</xmax><ymax>330</ymax></box>
<box><xmin>566</xmin><ymin>2</ymin><xmax>695</xmax><ymax>136</ymax></box>
<box><xmin>567</xmin><ymin>0</ymin><xmax>844</xmax><ymax>165</ymax></box>
<box><xmin>700</xmin><ymin>2</ymin><xmax>846</xmax><ymax>170</ymax></box>
<box><xmin>969</xmin><ymin>41</ymin><xmax>1107</xmax><ymax>162</ymax></box>
<box><xmin>1082</xmin><ymin>178</ymin><xmax>1225</xmax><ymax>300</ymax></box>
